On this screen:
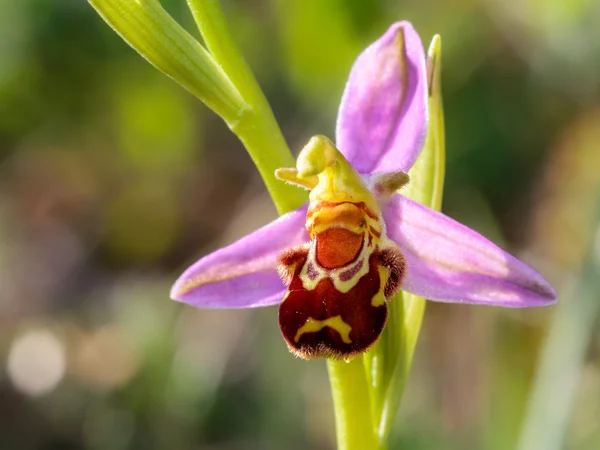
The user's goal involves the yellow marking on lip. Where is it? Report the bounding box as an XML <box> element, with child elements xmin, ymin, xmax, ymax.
<box><xmin>294</xmin><ymin>316</ymin><xmax>352</xmax><ymax>344</ymax></box>
<box><xmin>371</xmin><ymin>266</ymin><xmax>389</xmax><ymax>307</ymax></box>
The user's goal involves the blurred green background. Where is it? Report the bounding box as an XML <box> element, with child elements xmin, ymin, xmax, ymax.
<box><xmin>1</xmin><ymin>0</ymin><xmax>599</xmax><ymax>449</ymax></box>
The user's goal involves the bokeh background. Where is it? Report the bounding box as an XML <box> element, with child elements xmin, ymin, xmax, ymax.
<box><xmin>1</xmin><ymin>0</ymin><xmax>600</xmax><ymax>449</ymax></box>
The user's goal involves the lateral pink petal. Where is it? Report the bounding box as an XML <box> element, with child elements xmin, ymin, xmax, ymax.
<box><xmin>383</xmin><ymin>196</ymin><xmax>556</xmax><ymax>307</ymax></box>
<box><xmin>171</xmin><ymin>205</ymin><xmax>310</xmax><ymax>308</ymax></box>
<box><xmin>336</xmin><ymin>21</ymin><xmax>428</xmax><ymax>174</ymax></box>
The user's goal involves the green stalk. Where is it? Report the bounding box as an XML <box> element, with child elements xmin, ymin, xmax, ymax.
<box><xmin>328</xmin><ymin>359</ymin><xmax>382</xmax><ymax>450</ymax></box>
<box><xmin>230</xmin><ymin>106</ymin><xmax>306</xmax><ymax>214</ymax></box>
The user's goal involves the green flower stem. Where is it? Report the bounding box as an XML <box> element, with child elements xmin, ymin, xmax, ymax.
<box><xmin>327</xmin><ymin>359</ymin><xmax>382</xmax><ymax>450</ymax></box>
<box><xmin>231</xmin><ymin>107</ymin><xmax>307</xmax><ymax>214</ymax></box>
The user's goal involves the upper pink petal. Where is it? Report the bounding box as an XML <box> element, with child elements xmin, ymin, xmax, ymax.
<box><xmin>383</xmin><ymin>195</ymin><xmax>557</xmax><ymax>307</ymax></box>
<box><xmin>171</xmin><ymin>205</ymin><xmax>310</xmax><ymax>308</ymax></box>
<box><xmin>335</xmin><ymin>22</ymin><xmax>428</xmax><ymax>175</ymax></box>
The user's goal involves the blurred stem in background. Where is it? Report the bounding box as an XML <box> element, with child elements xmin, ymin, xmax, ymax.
<box><xmin>517</xmin><ymin>195</ymin><xmax>600</xmax><ymax>450</ymax></box>
<box><xmin>87</xmin><ymin>2</ymin><xmax>446</xmax><ymax>450</ymax></box>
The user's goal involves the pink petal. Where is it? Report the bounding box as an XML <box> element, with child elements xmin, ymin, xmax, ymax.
<box><xmin>336</xmin><ymin>22</ymin><xmax>428</xmax><ymax>174</ymax></box>
<box><xmin>383</xmin><ymin>196</ymin><xmax>557</xmax><ymax>307</ymax></box>
<box><xmin>171</xmin><ymin>205</ymin><xmax>310</xmax><ymax>308</ymax></box>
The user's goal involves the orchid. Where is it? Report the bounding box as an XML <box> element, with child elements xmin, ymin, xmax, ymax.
<box><xmin>170</xmin><ymin>23</ymin><xmax>557</xmax><ymax>360</ymax></box>
<box><xmin>87</xmin><ymin>3</ymin><xmax>558</xmax><ymax>447</ymax></box>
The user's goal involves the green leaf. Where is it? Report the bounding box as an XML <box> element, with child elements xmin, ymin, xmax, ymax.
<box><xmin>89</xmin><ymin>0</ymin><xmax>306</xmax><ymax>214</ymax></box>
<box><xmin>88</xmin><ymin>0</ymin><xmax>244</xmax><ymax>123</ymax></box>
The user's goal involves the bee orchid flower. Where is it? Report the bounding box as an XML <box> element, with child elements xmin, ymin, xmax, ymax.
<box><xmin>170</xmin><ymin>22</ymin><xmax>556</xmax><ymax>360</ymax></box>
